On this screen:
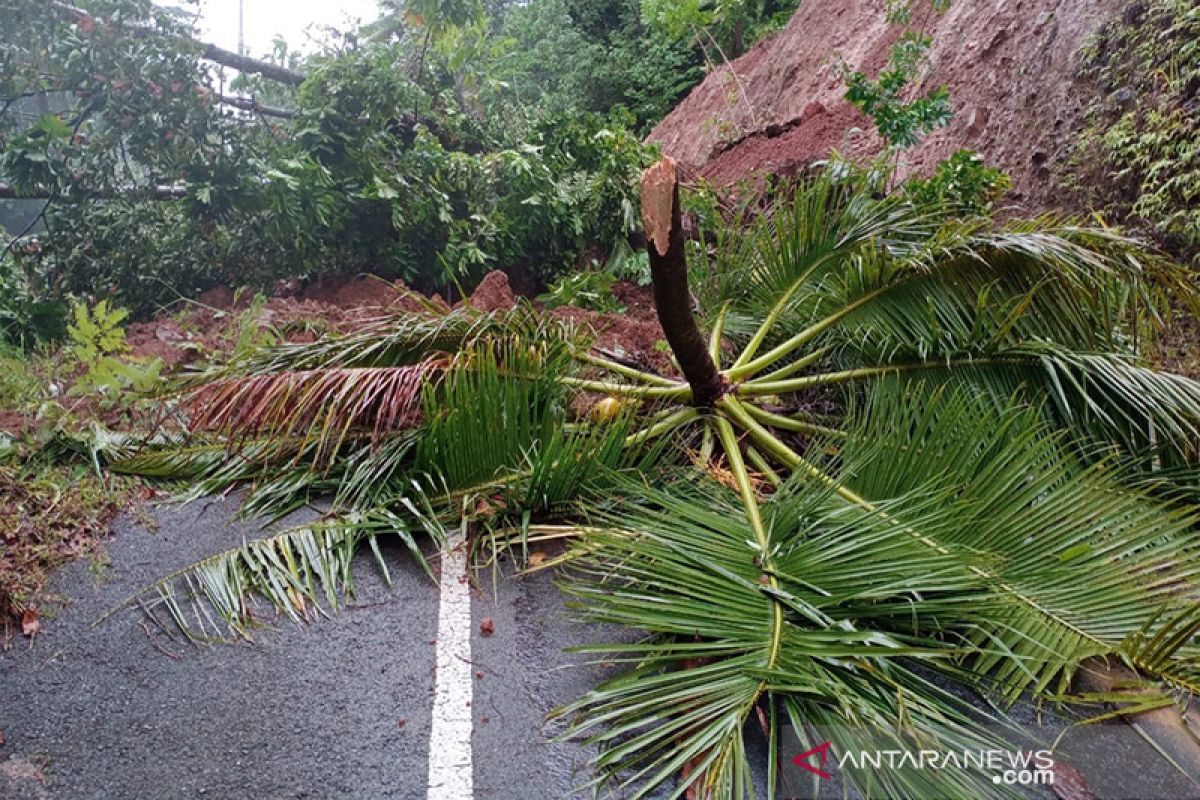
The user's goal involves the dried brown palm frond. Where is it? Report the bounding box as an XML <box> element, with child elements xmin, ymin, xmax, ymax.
<box><xmin>189</xmin><ymin>358</ymin><xmax>444</xmax><ymax>466</ymax></box>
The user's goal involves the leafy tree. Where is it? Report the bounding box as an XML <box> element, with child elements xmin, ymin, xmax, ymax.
<box><xmin>0</xmin><ymin>0</ymin><xmax>654</xmax><ymax>334</ymax></box>
<box><xmin>842</xmin><ymin>2</ymin><xmax>953</xmax><ymax>149</ymax></box>
<box><xmin>493</xmin><ymin>0</ymin><xmax>705</xmax><ymax>132</ymax></box>
<box><xmin>109</xmin><ymin>161</ymin><xmax>1200</xmax><ymax>798</ymax></box>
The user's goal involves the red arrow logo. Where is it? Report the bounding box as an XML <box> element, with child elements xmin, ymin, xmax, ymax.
<box><xmin>791</xmin><ymin>741</ymin><xmax>833</xmax><ymax>779</ymax></box>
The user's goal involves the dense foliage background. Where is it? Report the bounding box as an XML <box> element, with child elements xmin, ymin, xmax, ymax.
<box><xmin>0</xmin><ymin>0</ymin><xmax>804</xmax><ymax>343</ymax></box>
<box><xmin>1073</xmin><ymin>0</ymin><xmax>1200</xmax><ymax>263</ymax></box>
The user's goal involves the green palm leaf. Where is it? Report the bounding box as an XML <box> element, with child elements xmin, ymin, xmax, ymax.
<box><xmin>555</xmin><ymin>388</ymin><xmax>1199</xmax><ymax>797</ymax></box>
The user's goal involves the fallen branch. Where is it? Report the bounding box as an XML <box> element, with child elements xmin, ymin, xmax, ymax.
<box><xmin>216</xmin><ymin>94</ymin><xmax>298</xmax><ymax>119</ymax></box>
<box><xmin>51</xmin><ymin>1</ymin><xmax>306</xmax><ymax>85</ymax></box>
<box><xmin>0</xmin><ymin>182</ymin><xmax>187</xmax><ymax>200</ymax></box>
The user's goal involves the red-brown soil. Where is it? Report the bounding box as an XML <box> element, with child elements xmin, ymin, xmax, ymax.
<box><xmin>47</xmin><ymin>272</ymin><xmax>668</xmax><ymax>395</ymax></box>
<box><xmin>123</xmin><ymin>276</ymin><xmax>433</xmax><ymax>372</ymax></box>
<box><xmin>465</xmin><ymin>270</ymin><xmax>518</xmax><ymax>313</ymax></box>
<box><xmin>651</xmin><ymin>0</ymin><xmax>1122</xmax><ymax>213</ymax></box>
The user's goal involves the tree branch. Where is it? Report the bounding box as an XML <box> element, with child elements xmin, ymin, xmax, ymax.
<box><xmin>51</xmin><ymin>1</ymin><xmax>306</xmax><ymax>85</ymax></box>
<box><xmin>641</xmin><ymin>157</ymin><xmax>727</xmax><ymax>407</ymax></box>
<box><xmin>199</xmin><ymin>43</ymin><xmax>305</xmax><ymax>86</ymax></box>
<box><xmin>216</xmin><ymin>94</ymin><xmax>298</xmax><ymax>119</ymax></box>
<box><xmin>0</xmin><ymin>182</ymin><xmax>187</xmax><ymax>200</ymax></box>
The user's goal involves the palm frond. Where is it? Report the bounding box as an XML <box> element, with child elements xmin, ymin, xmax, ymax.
<box><xmin>554</xmin><ymin>476</ymin><xmax>1014</xmax><ymax>799</ymax></box>
<box><xmin>554</xmin><ymin>385</ymin><xmax>1200</xmax><ymax>797</ymax></box>
<box><xmin>189</xmin><ymin>360</ymin><xmax>440</xmax><ymax>464</ymax></box>
<box><xmin>818</xmin><ymin>232</ymin><xmax>1131</xmax><ymax>361</ymax></box>
<box><xmin>193</xmin><ymin>300</ymin><xmax>586</xmax><ymax>379</ymax></box>
<box><xmin>1122</xmin><ymin>604</ymin><xmax>1200</xmax><ymax>694</ymax></box>
<box><xmin>762</xmin><ymin>220</ymin><xmax>1194</xmax><ymax>373</ymax></box>
<box><xmin>104</xmin><ymin>504</ymin><xmax>440</xmax><ymax>642</ymax></box>
<box><xmin>832</xmin><ymin>385</ymin><xmax>1200</xmax><ymax>698</ymax></box>
<box><xmin>113</xmin><ymin>327</ymin><xmax>675</xmax><ymax>639</ymax></box>
<box><xmin>813</xmin><ymin>345</ymin><xmax>1200</xmax><ymax>460</ymax></box>
<box><xmin>412</xmin><ymin>335</ymin><xmax>572</xmax><ymax>488</ymax></box>
<box><xmin>705</xmin><ymin>171</ymin><xmax>943</xmax><ymax>316</ymax></box>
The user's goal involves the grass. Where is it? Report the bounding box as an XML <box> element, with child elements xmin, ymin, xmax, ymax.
<box><xmin>0</xmin><ymin>345</ymin><xmax>41</xmax><ymax>408</ymax></box>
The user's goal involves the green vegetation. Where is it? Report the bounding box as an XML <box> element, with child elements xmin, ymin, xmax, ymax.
<box><xmin>2</xmin><ymin>0</ymin><xmax>1200</xmax><ymax>796</ymax></box>
<box><xmin>493</xmin><ymin>0</ymin><xmax>704</xmax><ymax>132</ymax></box>
<box><xmin>538</xmin><ymin>269</ymin><xmax>624</xmax><ymax>313</ymax></box>
<box><xmin>0</xmin><ymin>338</ymin><xmax>144</xmax><ymax>618</ymax></box>
<box><xmin>65</xmin><ymin>300</ymin><xmax>162</xmax><ymax>398</ymax></box>
<box><xmin>0</xmin><ymin>344</ymin><xmax>38</xmax><ymax>407</ymax></box>
<box><xmin>901</xmin><ymin>149</ymin><xmax>1011</xmax><ymax>214</ymax></box>
<box><xmin>0</xmin><ymin>0</ymin><xmax>662</xmax><ymax>339</ymax></box>
<box><xmin>1074</xmin><ymin>0</ymin><xmax>1200</xmax><ymax>262</ymax></box>
<box><xmin>493</xmin><ymin>0</ymin><xmax>798</xmax><ymax>132</ymax></box>
<box><xmin>0</xmin><ymin>0</ymin><xmax>809</xmax><ymax>345</ymax></box>
<box><xmin>640</xmin><ymin>0</ymin><xmax>798</xmax><ymax>54</ymax></box>
<box><xmin>842</xmin><ymin>2</ymin><xmax>953</xmax><ymax>149</ymax></box>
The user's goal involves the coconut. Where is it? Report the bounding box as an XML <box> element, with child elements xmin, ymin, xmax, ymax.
<box><xmin>590</xmin><ymin>396</ymin><xmax>623</xmax><ymax>423</ymax></box>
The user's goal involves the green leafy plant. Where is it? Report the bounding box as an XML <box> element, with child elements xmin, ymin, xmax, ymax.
<box><xmin>842</xmin><ymin>2</ymin><xmax>953</xmax><ymax>149</ymax></box>
<box><xmin>1073</xmin><ymin>0</ymin><xmax>1200</xmax><ymax>262</ymax></box>
<box><xmin>110</xmin><ymin>160</ymin><xmax>1200</xmax><ymax>798</ymax></box>
<box><xmin>538</xmin><ymin>270</ymin><xmax>624</xmax><ymax>313</ymax></box>
<box><xmin>65</xmin><ymin>300</ymin><xmax>161</xmax><ymax>398</ymax></box>
<box><xmin>903</xmin><ymin>149</ymin><xmax>1011</xmax><ymax>214</ymax></box>
<box><xmin>229</xmin><ymin>292</ymin><xmax>278</xmax><ymax>359</ymax></box>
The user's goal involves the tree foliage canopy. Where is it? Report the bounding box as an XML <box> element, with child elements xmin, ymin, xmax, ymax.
<box><xmin>0</xmin><ymin>0</ymin><xmax>693</xmax><ymax>334</ymax></box>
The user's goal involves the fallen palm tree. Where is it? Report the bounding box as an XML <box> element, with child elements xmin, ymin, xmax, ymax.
<box><xmin>109</xmin><ymin>158</ymin><xmax>1200</xmax><ymax>798</ymax></box>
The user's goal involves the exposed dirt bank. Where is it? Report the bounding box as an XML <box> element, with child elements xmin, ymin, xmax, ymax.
<box><xmin>651</xmin><ymin>0</ymin><xmax>1122</xmax><ymax>213</ymax></box>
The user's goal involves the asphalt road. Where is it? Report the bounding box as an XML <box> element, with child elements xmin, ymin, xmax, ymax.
<box><xmin>3</xmin><ymin>498</ymin><xmax>1198</xmax><ymax>800</ymax></box>
<box><xmin>0</xmin><ymin>497</ymin><xmax>671</xmax><ymax>800</ymax></box>
<box><xmin>1</xmin><ymin>498</ymin><xmax>438</xmax><ymax>799</ymax></box>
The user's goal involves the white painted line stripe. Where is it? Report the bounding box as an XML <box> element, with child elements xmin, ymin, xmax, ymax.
<box><xmin>427</xmin><ymin>532</ymin><xmax>473</xmax><ymax>800</ymax></box>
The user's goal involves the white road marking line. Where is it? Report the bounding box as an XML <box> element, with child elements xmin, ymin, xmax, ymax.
<box><xmin>427</xmin><ymin>531</ymin><xmax>473</xmax><ymax>800</ymax></box>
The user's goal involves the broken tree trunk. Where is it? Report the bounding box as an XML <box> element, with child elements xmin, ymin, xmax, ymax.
<box><xmin>641</xmin><ymin>157</ymin><xmax>726</xmax><ymax>407</ymax></box>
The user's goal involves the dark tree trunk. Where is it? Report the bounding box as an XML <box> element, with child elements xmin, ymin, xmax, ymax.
<box><xmin>641</xmin><ymin>157</ymin><xmax>726</xmax><ymax>407</ymax></box>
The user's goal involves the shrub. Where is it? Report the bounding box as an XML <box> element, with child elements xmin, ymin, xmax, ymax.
<box><xmin>903</xmin><ymin>150</ymin><xmax>1011</xmax><ymax>214</ymax></box>
<box><xmin>1073</xmin><ymin>0</ymin><xmax>1200</xmax><ymax>261</ymax></box>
